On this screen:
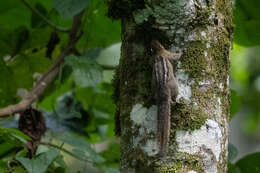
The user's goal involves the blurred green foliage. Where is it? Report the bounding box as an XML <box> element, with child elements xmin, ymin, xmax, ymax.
<box><xmin>0</xmin><ymin>0</ymin><xmax>120</xmax><ymax>172</ymax></box>
<box><xmin>229</xmin><ymin>0</ymin><xmax>260</xmax><ymax>172</ymax></box>
<box><xmin>0</xmin><ymin>0</ymin><xmax>260</xmax><ymax>172</ymax></box>
<box><xmin>233</xmin><ymin>0</ymin><xmax>260</xmax><ymax>46</ymax></box>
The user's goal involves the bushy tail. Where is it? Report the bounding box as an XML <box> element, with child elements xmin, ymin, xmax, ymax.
<box><xmin>157</xmin><ymin>99</ymin><xmax>170</xmax><ymax>156</ymax></box>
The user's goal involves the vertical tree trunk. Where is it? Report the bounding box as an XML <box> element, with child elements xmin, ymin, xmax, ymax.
<box><xmin>109</xmin><ymin>0</ymin><xmax>233</xmax><ymax>172</ymax></box>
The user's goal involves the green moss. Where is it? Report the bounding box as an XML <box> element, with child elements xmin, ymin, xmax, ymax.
<box><xmin>171</xmin><ymin>102</ymin><xmax>207</xmax><ymax>131</ymax></box>
<box><xmin>154</xmin><ymin>153</ymin><xmax>205</xmax><ymax>173</ymax></box>
<box><xmin>193</xmin><ymin>8</ymin><xmax>211</xmax><ymax>27</ymax></box>
<box><xmin>176</xmin><ymin>153</ymin><xmax>205</xmax><ymax>173</ymax></box>
<box><xmin>181</xmin><ymin>41</ymin><xmax>207</xmax><ymax>79</ymax></box>
<box><xmin>210</xmin><ymin>30</ymin><xmax>230</xmax><ymax>80</ymax></box>
<box><xmin>155</xmin><ymin>162</ymin><xmax>182</xmax><ymax>173</ymax></box>
<box><xmin>112</xmin><ymin>25</ymin><xmax>155</xmax><ymax>138</ymax></box>
<box><xmin>215</xmin><ymin>0</ymin><xmax>234</xmax><ymax>39</ymax></box>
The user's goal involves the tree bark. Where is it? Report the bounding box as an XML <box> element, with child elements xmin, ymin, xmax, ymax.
<box><xmin>110</xmin><ymin>0</ymin><xmax>233</xmax><ymax>172</ymax></box>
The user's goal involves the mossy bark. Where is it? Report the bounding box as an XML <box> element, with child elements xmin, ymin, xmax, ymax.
<box><xmin>110</xmin><ymin>0</ymin><xmax>233</xmax><ymax>172</ymax></box>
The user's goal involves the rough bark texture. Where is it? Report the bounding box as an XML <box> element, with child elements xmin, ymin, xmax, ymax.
<box><xmin>109</xmin><ymin>0</ymin><xmax>233</xmax><ymax>172</ymax></box>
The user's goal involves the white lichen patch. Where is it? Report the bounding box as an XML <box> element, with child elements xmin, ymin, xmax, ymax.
<box><xmin>206</xmin><ymin>42</ymin><xmax>211</xmax><ymax>48</ymax></box>
<box><xmin>130</xmin><ymin>104</ymin><xmax>157</xmax><ymax>132</ymax></box>
<box><xmin>187</xmin><ymin>30</ymin><xmax>198</xmax><ymax>41</ymax></box>
<box><xmin>188</xmin><ymin>171</ymin><xmax>197</xmax><ymax>173</ymax></box>
<box><xmin>133</xmin><ymin>0</ymin><xmax>198</xmax><ymax>48</ymax></box>
<box><xmin>219</xmin><ymin>83</ymin><xmax>224</xmax><ymax>89</ymax></box>
<box><xmin>199</xmin><ymin>80</ymin><xmax>211</xmax><ymax>86</ymax></box>
<box><xmin>176</xmin><ymin>70</ymin><xmax>192</xmax><ymax>102</ymax></box>
<box><xmin>217</xmin><ymin>97</ymin><xmax>221</xmax><ymax>105</ymax></box>
<box><xmin>130</xmin><ymin>104</ymin><xmax>149</xmax><ymax>125</ymax></box>
<box><xmin>212</xmin><ymin>95</ymin><xmax>223</xmax><ymax>123</ymax></box>
<box><xmin>177</xmin><ymin>61</ymin><xmax>182</xmax><ymax>68</ymax></box>
<box><xmin>227</xmin><ymin>75</ymin><xmax>230</xmax><ymax>87</ymax></box>
<box><xmin>201</xmin><ymin>31</ymin><xmax>206</xmax><ymax>38</ymax></box>
<box><xmin>141</xmin><ymin>139</ymin><xmax>158</xmax><ymax>156</ymax></box>
<box><xmin>130</xmin><ymin>104</ymin><xmax>158</xmax><ymax>156</ymax></box>
<box><xmin>200</xmin><ymin>148</ymin><xmax>218</xmax><ymax>173</ymax></box>
<box><xmin>176</xmin><ymin>119</ymin><xmax>222</xmax><ymax>162</ymax></box>
<box><xmin>204</xmin><ymin>51</ymin><xmax>208</xmax><ymax>57</ymax></box>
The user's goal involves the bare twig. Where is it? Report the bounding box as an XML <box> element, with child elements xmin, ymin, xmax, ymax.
<box><xmin>0</xmin><ymin>11</ymin><xmax>85</xmax><ymax>117</ymax></box>
<box><xmin>20</xmin><ymin>0</ymin><xmax>70</xmax><ymax>32</ymax></box>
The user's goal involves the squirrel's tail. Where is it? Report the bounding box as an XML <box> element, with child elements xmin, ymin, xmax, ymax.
<box><xmin>157</xmin><ymin>100</ymin><xmax>171</xmax><ymax>156</ymax></box>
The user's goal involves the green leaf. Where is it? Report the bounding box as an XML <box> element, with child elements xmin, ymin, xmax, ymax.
<box><xmin>228</xmin><ymin>163</ymin><xmax>241</xmax><ymax>173</ymax></box>
<box><xmin>0</xmin><ymin>127</ymin><xmax>29</xmax><ymax>154</ymax></box>
<box><xmin>230</xmin><ymin>90</ymin><xmax>242</xmax><ymax>119</ymax></box>
<box><xmin>98</xmin><ymin>125</ymin><xmax>108</xmax><ymax>140</ymax></box>
<box><xmin>230</xmin><ymin>44</ymin><xmax>248</xmax><ymax>85</ymax></box>
<box><xmin>16</xmin><ymin>149</ymin><xmax>59</xmax><ymax>173</ymax></box>
<box><xmin>228</xmin><ymin>143</ymin><xmax>238</xmax><ymax>162</ymax></box>
<box><xmin>96</xmin><ymin>43</ymin><xmax>120</xmax><ymax>67</ymax></box>
<box><xmin>244</xmin><ymin>20</ymin><xmax>260</xmax><ymax>45</ymax></box>
<box><xmin>38</xmin><ymin>78</ymin><xmax>73</xmax><ymax>111</ymax></box>
<box><xmin>99</xmin><ymin>143</ymin><xmax>120</xmax><ymax>168</ymax></box>
<box><xmin>0</xmin><ymin>0</ymin><xmax>31</xmax><ymax>28</ymax></box>
<box><xmin>243</xmin><ymin>112</ymin><xmax>260</xmax><ymax>134</ymax></box>
<box><xmin>31</xmin><ymin>3</ymin><xmax>48</xmax><ymax>28</ymax></box>
<box><xmin>235</xmin><ymin>152</ymin><xmax>260</xmax><ymax>172</ymax></box>
<box><xmin>54</xmin><ymin>155</ymin><xmax>67</xmax><ymax>168</ymax></box>
<box><xmin>16</xmin><ymin>148</ymin><xmax>28</xmax><ymax>158</ymax></box>
<box><xmin>0</xmin><ymin>139</ymin><xmax>17</xmax><ymax>157</ymax></box>
<box><xmin>102</xmin><ymin>167</ymin><xmax>120</xmax><ymax>173</ymax></box>
<box><xmin>0</xmin><ymin>48</ymin><xmax>52</xmax><ymax>108</ymax></box>
<box><xmin>78</xmin><ymin>0</ymin><xmax>121</xmax><ymax>48</ymax></box>
<box><xmin>76</xmin><ymin>83</ymin><xmax>115</xmax><ymax>113</ymax></box>
<box><xmin>0</xmin><ymin>160</ymin><xmax>8</xmax><ymax>172</ymax></box>
<box><xmin>55</xmin><ymin>133</ymin><xmax>105</xmax><ymax>163</ymax></box>
<box><xmin>9</xmin><ymin>26</ymin><xmax>30</xmax><ymax>56</ymax></box>
<box><xmin>72</xmin><ymin>148</ymin><xmax>105</xmax><ymax>163</ymax></box>
<box><xmin>55</xmin><ymin>92</ymin><xmax>82</xmax><ymax>119</ymax></box>
<box><xmin>7</xmin><ymin>128</ymin><xmax>30</xmax><ymax>143</ymax></box>
<box><xmin>12</xmin><ymin>166</ymin><xmax>27</xmax><ymax>173</ymax></box>
<box><xmin>53</xmin><ymin>167</ymin><xmax>66</xmax><ymax>173</ymax></box>
<box><xmin>0</xmin><ymin>127</ymin><xmax>29</xmax><ymax>155</ymax></box>
<box><xmin>93</xmin><ymin>109</ymin><xmax>109</xmax><ymax>119</ymax></box>
<box><xmin>74</xmin><ymin>83</ymin><xmax>116</xmax><ymax>141</ymax></box>
<box><xmin>0</xmin><ymin>59</ymin><xmax>14</xmax><ymax>107</ymax></box>
<box><xmin>53</xmin><ymin>0</ymin><xmax>90</xmax><ymax>18</ymax></box>
<box><xmin>65</xmin><ymin>54</ymin><xmax>103</xmax><ymax>88</ymax></box>
<box><xmin>8</xmin><ymin>49</ymin><xmax>52</xmax><ymax>87</ymax></box>
<box><xmin>36</xmin><ymin>145</ymin><xmax>50</xmax><ymax>155</ymax></box>
<box><xmin>234</xmin><ymin>0</ymin><xmax>260</xmax><ymax>46</ymax></box>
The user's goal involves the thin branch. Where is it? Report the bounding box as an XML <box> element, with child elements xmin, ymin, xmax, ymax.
<box><xmin>20</xmin><ymin>0</ymin><xmax>70</xmax><ymax>32</ymax></box>
<box><xmin>0</xmin><ymin>11</ymin><xmax>85</xmax><ymax>117</ymax></box>
<box><xmin>40</xmin><ymin>142</ymin><xmax>92</xmax><ymax>163</ymax></box>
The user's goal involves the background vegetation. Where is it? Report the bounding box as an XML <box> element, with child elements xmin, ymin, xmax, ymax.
<box><xmin>0</xmin><ymin>0</ymin><xmax>259</xmax><ymax>172</ymax></box>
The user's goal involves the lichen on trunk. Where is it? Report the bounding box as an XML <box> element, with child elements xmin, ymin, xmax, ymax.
<box><xmin>109</xmin><ymin>0</ymin><xmax>233</xmax><ymax>172</ymax></box>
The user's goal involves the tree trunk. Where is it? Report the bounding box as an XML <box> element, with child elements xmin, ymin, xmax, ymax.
<box><xmin>109</xmin><ymin>0</ymin><xmax>233</xmax><ymax>172</ymax></box>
